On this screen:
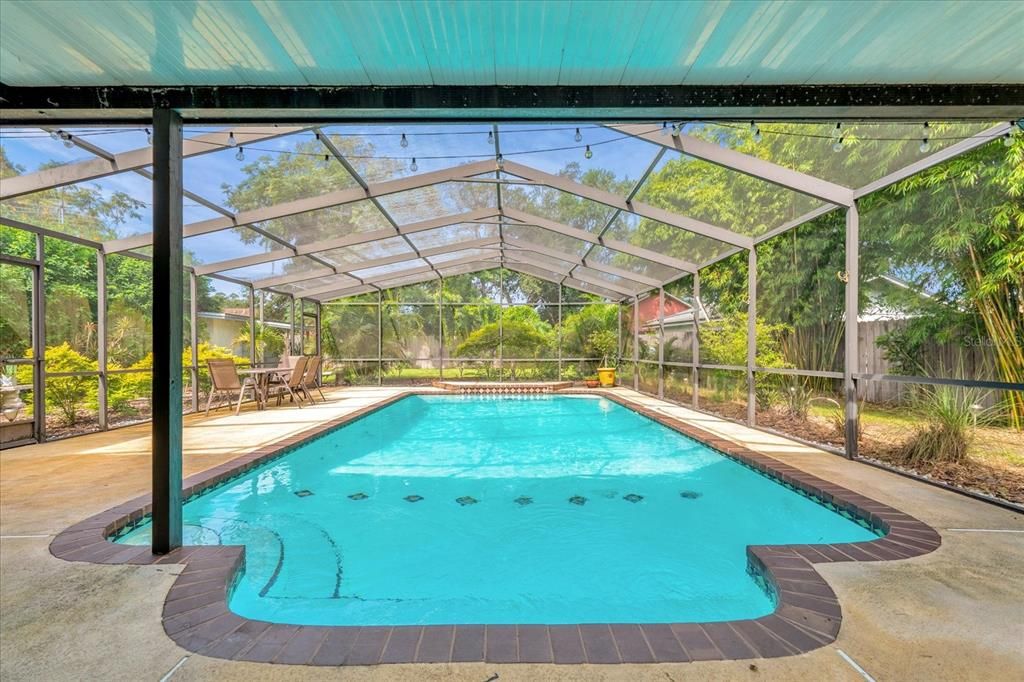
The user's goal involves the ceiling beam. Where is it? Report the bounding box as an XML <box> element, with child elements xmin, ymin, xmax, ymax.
<box><xmin>502</xmin><ymin>254</ymin><xmax>638</xmax><ymax>297</ymax></box>
<box><xmin>0</xmin><ymin>125</ymin><xmax>309</xmax><ymax>199</ymax></box>
<box><xmin>104</xmin><ymin>158</ymin><xmax>498</xmax><ymax>252</ymax></box>
<box><xmin>500</xmin><ymin>160</ymin><xmax>752</xmax><ymax>248</ymax></box>
<box><xmin>502</xmin><ymin>206</ymin><xmax>696</xmax><ymax>273</ymax></box>
<box><xmin>609</xmin><ymin>123</ymin><xmax>855</xmax><ymax>206</ymax></box>
<box><xmin>191</xmin><ymin>208</ymin><xmax>501</xmax><ymax>276</ymax></box>
<box><xmin>299</xmin><ymin>251</ymin><xmax>497</xmax><ymax>299</ymax></box>
<box><xmin>503</xmin><ymin>238</ymin><xmax>660</xmax><ymax>288</ymax></box>
<box><xmin>4</xmin><ymin>84</ymin><xmax>1021</xmax><ymax>123</ymax></box>
<box><xmin>252</xmin><ymin>235</ymin><xmax>501</xmax><ymax>291</ymax></box>
<box><xmin>503</xmin><ymin>260</ymin><xmax>626</xmax><ymax>302</ymax></box>
<box><xmin>853</xmin><ymin>122</ymin><xmax>1013</xmax><ymax>198</ymax></box>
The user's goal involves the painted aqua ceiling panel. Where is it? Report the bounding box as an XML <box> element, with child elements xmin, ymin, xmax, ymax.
<box><xmin>1</xmin><ymin>1</ymin><xmax>1021</xmax><ymax>87</ymax></box>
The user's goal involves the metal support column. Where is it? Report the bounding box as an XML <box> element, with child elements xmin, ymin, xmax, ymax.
<box><xmin>657</xmin><ymin>287</ymin><xmax>665</xmax><ymax>398</ymax></box>
<box><xmin>498</xmin><ymin>268</ymin><xmax>504</xmax><ymax>378</ymax></box>
<box><xmin>258</xmin><ymin>289</ymin><xmax>265</xmax><ymax>362</ymax></box>
<box><xmin>189</xmin><ymin>272</ymin><xmax>199</xmax><ymax>413</ymax></box>
<box><xmin>150</xmin><ymin>107</ymin><xmax>184</xmax><ymax>554</ymax></box>
<box><xmin>248</xmin><ymin>286</ymin><xmax>256</xmax><ymax>366</ymax></box>
<box><xmin>844</xmin><ymin>203</ymin><xmax>860</xmax><ymax>459</ymax></box>
<box><xmin>616</xmin><ymin>300</ymin><xmax>622</xmax><ymax>385</ymax></box>
<box><xmin>632</xmin><ymin>296</ymin><xmax>639</xmax><ymax>391</ymax></box>
<box><xmin>437</xmin><ymin>278</ymin><xmax>444</xmax><ymax>379</ymax></box>
<box><xmin>34</xmin><ymin>233</ymin><xmax>46</xmax><ymax>442</ymax></box>
<box><xmin>96</xmin><ymin>250</ymin><xmax>107</xmax><ymax>430</ymax></box>
<box><xmin>557</xmin><ymin>283</ymin><xmax>563</xmax><ymax>379</ymax></box>
<box><xmin>377</xmin><ymin>290</ymin><xmax>383</xmax><ymax>386</ymax></box>
<box><xmin>315</xmin><ymin>302</ymin><xmax>322</xmax><ymax>357</ymax></box>
<box><xmin>289</xmin><ymin>294</ymin><xmax>296</xmax><ymax>355</ymax></box>
<box><xmin>692</xmin><ymin>272</ymin><xmax>700</xmax><ymax>410</ymax></box>
<box><xmin>747</xmin><ymin>248</ymin><xmax>757</xmax><ymax>426</ymax></box>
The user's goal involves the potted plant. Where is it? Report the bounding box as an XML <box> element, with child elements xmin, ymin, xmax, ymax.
<box><xmin>587</xmin><ymin>329</ymin><xmax>618</xmax><ymax>388</ymax></box>
<box><xmin>584</xmin><ymin>375</ymin><xmax>601</xmax><ymax>388</ymax></box>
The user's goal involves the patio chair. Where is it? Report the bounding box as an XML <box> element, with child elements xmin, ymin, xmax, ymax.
<box><xmin>269</xmin><ymin>355</ymin><xmax>309</xmax><ymax>407</ymax></box>
<box><xmin>300</xmin><ymin>355</ymin><xmax>327</xmax><ymax>403</ymax></box>
<box><xmin>205</xmin><ymin>359</ymin><xmax>259</xmax><ymax>416</ymax></box>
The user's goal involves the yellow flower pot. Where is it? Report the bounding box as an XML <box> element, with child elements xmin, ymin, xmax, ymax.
<box><xmin>597</xmin><ymin>367</ymin><xmax>616</xmax><ymax>387</ymax></box>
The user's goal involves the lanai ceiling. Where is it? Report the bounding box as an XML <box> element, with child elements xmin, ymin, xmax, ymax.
<box><xmin>1</xmin><ymin>1</ymin><xmax>1022</xmax><ymax>87</ymax></box>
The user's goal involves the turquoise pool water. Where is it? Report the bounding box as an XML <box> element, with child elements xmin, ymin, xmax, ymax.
<box><xmin>117</xmin><ymin>394</ymin><xmax>877</xmax><ymax>625</ymax></box>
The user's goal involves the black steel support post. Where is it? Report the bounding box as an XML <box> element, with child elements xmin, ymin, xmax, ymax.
<box><xmin>151</xmin><ymin>108</ymin><xmax>184</xmax><ymax>554</ymax></box>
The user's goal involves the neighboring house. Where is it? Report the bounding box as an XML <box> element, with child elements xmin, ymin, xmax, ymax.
<box><xmin>198</xmin><ymin>308</ymin><xmax>291</xmax><ymax>362</ymax></box>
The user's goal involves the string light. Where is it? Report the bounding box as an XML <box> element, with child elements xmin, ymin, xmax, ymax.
<box><xmin>671</xmin><ymin>123</ymin><xmax>681</xmax><ymax>138</ymax></box>
<box><xmin>750</xmin><ymin>121</ymin><xmax>762</xmax><ymax>144</ymax></box>
<box><xmin>919</xmin><ymin>138</ymin><xmax>930</xmax><ymax>153</ymax></box>
<box><xmin>831</xmin><ymin>122</ymin><xmax>843</xmax><ymax>138</ymax></box>
<box><xmin>49</xmin><ymin>130</ymin><xmax>60</xmax><ymax>141</ymax></box>
<box><xmin>324</xmin><ymin>154</ymin><xmax>329</xmax><ymax>162</ymax></box>
<box><xmin>584</xmin><ymin>145</ymin><xmax>592</xmax><ymax>159</ymax></box>
<box><xmin>574</xmin><ymin>128</ymin><xmax>582</xmax><ymax>143</ymax></box>
<box><xmin>145</xmin><ymin>128</ymin><xmax>152</xmax><ymax>145</ymax></box>
<box><xmin>228</xmin><ymin>131</ymin><xmax>237</xmax><ymax>148</ymax></box>
<box><xmin>60</xmin><ymin>132</ymin><xmax>73</xmax><ymax>148</ymax></box>
<box><xmin>409</xmin><ymin>157</ymin><xmax>418</xmax><ymax>172</ymax></box>
<box><xmin>400</xmin><ymin>133</ymin><xmax>409</xmax><ymax>148</ymax></box>
<box><xmin>235</xmin><ymin>146</ymin><xmax>245</xmax><ymax>162</ymax></box>
<box><xmin>1004</xmin><ymin>132</ymin><xmax>1014</xmax><ymax>147</ymax></box>
<box><xmin>496</xmin><ymin>152</ymin><xmax>504</xmax><ymax>170</ymax></box>
<box><xmin>661</xmin><ymin>122</ymin><xmax>668</xmax><ymax>136</ymax></box>
<box><xmin>832</xmin><ymin>136</ymin><xmax>844</xmax><ymax>153</ymax></box>
<box><xmin>487</xmin><ymin>130</ymin><xmax>494</xmax><ymax>145</ymax></box>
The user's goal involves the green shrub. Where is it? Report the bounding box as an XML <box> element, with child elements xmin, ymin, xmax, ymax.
<box><xmin>900</xmin><ymin>386</ymin><xmax>997</xmax><ymax>465</ymax></box>
<box><xmin>17</xmin><ymin>343</ymin><xmax>98</xmax><ymax>425</ymax></box>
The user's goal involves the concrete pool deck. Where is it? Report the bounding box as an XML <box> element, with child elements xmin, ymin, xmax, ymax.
<box><xmin>2</xmin><ymin>387</ymin><xmax>1022</xmax><ymax>680</ymax></box>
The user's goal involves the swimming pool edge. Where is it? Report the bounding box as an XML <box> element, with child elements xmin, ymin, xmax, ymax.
<box><xmin>48</xmin><ymin>388</ymin><xmax>941</xmax><ymax>665</ymax></box>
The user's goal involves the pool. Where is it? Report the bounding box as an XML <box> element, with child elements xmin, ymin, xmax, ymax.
<box><xmin>116</xmin><ymin>394</ymin><xmax>878</xmax><ymax>626</ymax></box>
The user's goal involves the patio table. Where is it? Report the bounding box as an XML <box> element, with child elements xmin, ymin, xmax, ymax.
<box><xmin>237</xmin><ymin>367</ymin><xmax>288</xmax><ymax>410</ymax></box>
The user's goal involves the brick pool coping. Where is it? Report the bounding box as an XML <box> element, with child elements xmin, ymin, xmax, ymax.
<box><xmin>49</xmin><ymin>389</ymin><xmax>941</xmax><ymax>666</ymax></box>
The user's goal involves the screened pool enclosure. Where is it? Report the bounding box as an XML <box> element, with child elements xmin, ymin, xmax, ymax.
<box><xmin>2</xmin><ymin>119</ymin><xmax>1021</xmax><ymax>463</ymax></box>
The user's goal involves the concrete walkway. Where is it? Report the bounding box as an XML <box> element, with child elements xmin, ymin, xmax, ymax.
<box><xmin>1</xmin><ymin>387</ymin><xmax>1021</xmax><ymax>681</ymax></box>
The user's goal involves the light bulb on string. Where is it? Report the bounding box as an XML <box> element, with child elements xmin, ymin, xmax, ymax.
<box><xmin>584</xmin><ymin>145</ymin><xmax>592</xmax><ymax>159</ymax></box>
<box><xmin>661</xmin><ymin>122</ymin><xmax>668</xmax><ymax>136</ymax></box>
<box><xmin>235</xmin><ymin>147</ymin><xmax>245</xmax><ymax>162</ymax></box>
<box><xmin>919</xmin><ymin>138</ymin><xmax>931</xmax><ymax>153</ymax></box>
<box><xmin>487</xmin><ymin>130</ymin><xmax>494</xmax><ymax>145</ymax></box>
<box><xmin>496</xmin><ymin>153</ymin><xmax>504</xmax><ymax>170</ymax></box>
<box><xmin>1004</xmin><ymin>133</ymin><xmax>1014</xmax><ymax>147</ymax></box>
<box><xmin>574</xmin><ymin>128</ymin><xmax>582</xmax><ymax>143</ymax></box>
<box><xmin>831</xmin><ymin>122</ymin><xmax>842</xmax><ymax>139</ymax></box>
<box><xmin>228</xmin><ymin>132</ymin><xmax>237</xmax><ymax>148</ymax></box>
<box><xmin>832</xmin><ymin>136</ymin><xmax>844</xmax><ymax>153</ymax></box>
<box><xmin>749</xmin><ymin>120</ymin><xmax>757</xmax><ymax>132</ymax></box>
<box><xmin>752</xmin><ymin>126</ymin><xmax>762</xmax><ymax>144</ymax></box>
<box><xmin>145</xmin><ymin>128</ymin><xmax>152</xmax><ymax>145</ymax></box>
<box><xmin>400</xmin><ymin>133</ymin><xmax>409</xmax><ymax>148</ymax></box>
<box><xmin>324</xmin><ymin>154</ymin><xmax>329</xmax><ymax>163</ymax></box>
<box><xmin>410</xmin><ymin>157</ymin><xmax>418</xmax><ymax>172</ymax></box>
<box><xmin>921</xmin><ymin>121</ymin><xmax>930</xmax><ymax>141</ymax></box>
<box><xmin>671</xmin><ymin>123</ymin><xmax>681</xmax><ymax>138</ymax></box>
<box><xmin>61</xmin><ymin>133</ymin><xmax>74</xmax><ymax>148</ymax></box>
<box><xmin>49</xmin><ymin>130</ymin><xmax>60</xmax><ymax>141</ymax></box>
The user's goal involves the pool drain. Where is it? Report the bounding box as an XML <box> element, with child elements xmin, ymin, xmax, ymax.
<box><xmin>456</xmin><ymin>496</ymin><xmax>478</xmax><ymax>506</ymax></box>
<box><xmin>347</xmin><ymin>492</ymin><xmax>369</xmax><ymax>501</ymax></box>
<box><xmin>569</xmin><ymin>495</ymin><xmax>587</xmax><ymax>506</ymax></box>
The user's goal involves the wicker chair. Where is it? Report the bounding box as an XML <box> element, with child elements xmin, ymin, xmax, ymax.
<box><xmin>205</xmin><ymin>359</ymin><xmax>259</xmax><ymax>416</ymax></box>
<box><xmin>300</xmin><ymin>355</ymin><xmax>327</xmax><ymax>403</ymax></box>
<box><xmin>269</xmin><ymin>355</ymin><xmax>309</xmax><ymax>407</ymax></box>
